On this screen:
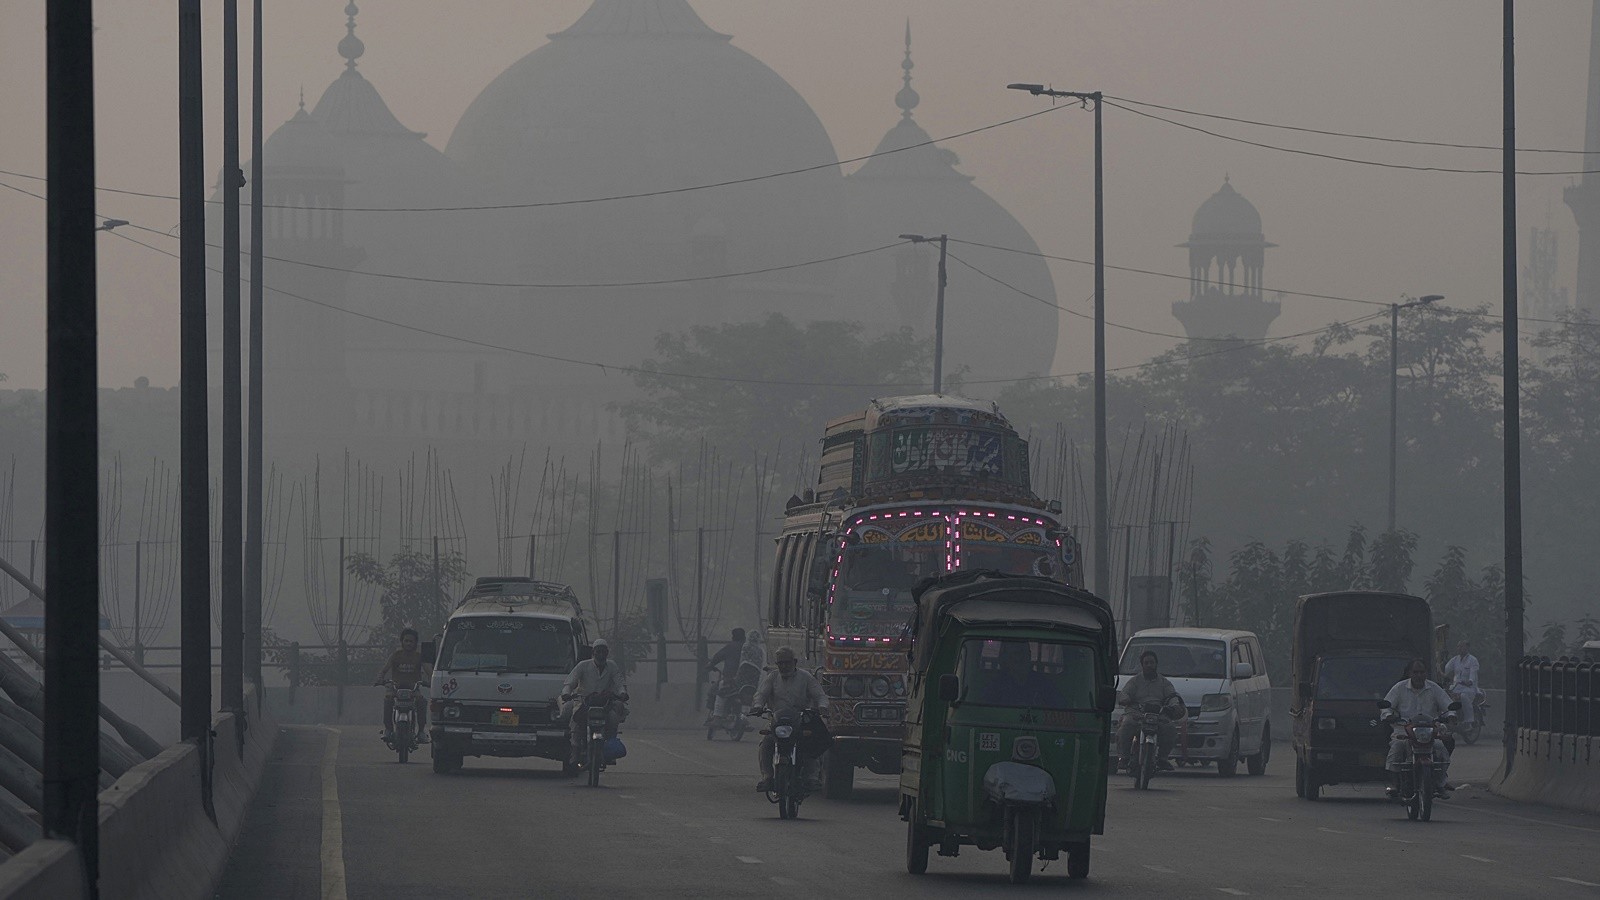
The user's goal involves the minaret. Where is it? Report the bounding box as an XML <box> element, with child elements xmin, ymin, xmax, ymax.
<box><xmin>887</xmin><ymin>21</ymin><xmax>933</xmax><ymax>331</ymax></box>
<box><xmin>1565</xmin><ymin>0</ymin><xmax>1600</xmax><ymax>314</ymax></box>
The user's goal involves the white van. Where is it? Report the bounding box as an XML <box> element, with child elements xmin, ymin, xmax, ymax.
<box><xmin>1115</xmin><ymin>628</ymin><xmax>1273</xmax><ymax>777</ymax></box>
<box><xmin>427</xmin><ymin>577</ymin><xmax>594</xmax><ymax>775</ymax></box>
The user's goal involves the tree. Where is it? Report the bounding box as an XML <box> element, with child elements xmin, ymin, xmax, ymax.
<box><xmin>1368</xmin><ymin>530</ymin><xmax>1418</xmax><ymax>593</ymax></box>
<box><xmin>621</xmin><ymin>314</ymin><xmax>930</xmax><ymax>465</ymax></box>
<box><xmin>347</xmin><ymin>547</ymin><xmax>470</xmax><ymax>641</ymax></box>
<box><xmin>1531</xmin><ymin>621</ymin><xmax>1569</xmax><ymax>660</ymax></box>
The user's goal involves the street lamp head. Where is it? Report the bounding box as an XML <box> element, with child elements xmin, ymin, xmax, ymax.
<box><xmin>96</xmin><ymin>219</ymin><xmax>129</xmax><ymax>233</ymax></box>
<box><xmin>899</xmin><ymin>233</ymin><xmax>928</xmax><ymax>243</ymax></box>
<box><xmin>1418</xmin><ymin>294</ymin><xmax>1444</xmax><ymax>305</ymax></box>
<box><xmin>1007</xmin><ymin>83</ymin><xmax>1046</xmax><ymax>95</ymax></box>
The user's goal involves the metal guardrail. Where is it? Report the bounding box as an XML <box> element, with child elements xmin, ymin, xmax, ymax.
<box><xmin>1515</xmin><ymin>656</ymin><xmax>1598</xmax><ymax>737</ymax></box>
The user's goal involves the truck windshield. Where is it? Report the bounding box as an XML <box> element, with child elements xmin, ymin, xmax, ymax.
<box><xmin>1118</xmin><ymin>639</ymin><xmax>1227</xmax><ymax>679</ymax></box>
<box><xmin>1315</xmin><ymin>655</ymin><xmax>1411</xmax><ymax>700</ymax></box>
<box><xmin>832</xmin><ymin>542</ymin><xmax>942</xmax><ymax>638</ymax></box>
<box><xmin>961</xmin><ymin>639</ymin><xmax>1096</xmax><ymax>710</ymax></box>
<box><xmin>438</xmin><ymin>617</ymin><xmax>574</xmax><ymax>673</ymax></box>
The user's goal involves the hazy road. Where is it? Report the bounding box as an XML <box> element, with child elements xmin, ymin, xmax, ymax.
<box><xmin>217</xmin><ymin>725</ymin><xmax>1600</xmax><ymax>898</ymax></box>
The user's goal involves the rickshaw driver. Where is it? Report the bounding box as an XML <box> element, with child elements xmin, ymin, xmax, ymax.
<box><xmin>973</xmin><ymin>641</ymin><xmax>1069</xmax><ymax>708</ymax></box>
<box><xmin>1115</xmin><ymin>650</ymin><xmax>1182</xmax><ymax>771</ymax></box>
<box><xmin>752</xmin><ymin>646</ymin><xmax>829</xmax><ymax>792</ymax></box>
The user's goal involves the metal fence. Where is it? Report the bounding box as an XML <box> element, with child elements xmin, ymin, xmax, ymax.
<box><xmin>1515</xmin><ymin>656</ymin><xmax>1599</xmax><ymax>737</ymax></box>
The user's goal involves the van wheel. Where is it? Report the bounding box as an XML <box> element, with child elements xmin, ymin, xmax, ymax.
<box><xmin>1303</xmin><ymin>759</ymin><xmax>1321</xmax><ymax>801</ymax></box>
<box><xmin>1247</xmin><ymin>723</ymin><xmax>1270</xmax><ymax>776</ymax></box>
<box><xmin>431</xmin><ymin>747</ymin><xmax>462</xmax><ymax>774</ymax></box>
<box><xmin>1216</xmin><ymin>730</ymin><xmax>1239</xmax><ymax>777</ymax></box>
<box><xmin>1066</xmin><ymin>841</ymin><xmax>1091</xmax><ymax>879</ymax></box>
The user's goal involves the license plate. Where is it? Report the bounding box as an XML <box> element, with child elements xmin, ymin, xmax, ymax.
<box><xmin>473</xmin><ymin>731</ymin><xmax>539</xmax><ymax>742</ymax></box>
<box><xmin>1360</xmin><ymin>752</ymin><xmax>1387</xmax><ymax>768</ymax></box>
<box><xmin>857</xmin><ymin>705</ymin><xmax>903</xmax><ymax>723</ymax></box>
<box><xmin>493</xmin><ymin>711</ymin><xmax>520</xmax><ymax>726</ymax></box>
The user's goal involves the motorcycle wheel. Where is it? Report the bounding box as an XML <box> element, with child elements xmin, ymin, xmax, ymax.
<box><xmin>1461</xmin><ymin>722</ymin><xmax>1482</xmax><ymax>745</ymax></box>
<box><xmin>1421</xmin><ymin>774</ymin><xmax>1434</xmax><ymax>822</ymax></box>
<box><xmin>706</xmin><ymin>722</ymin><xmax>717</xmax><ymax>741</ymax></box>
<box><xmin>1404</xmin><ymin>774</ymin><xmax>1420</xmax><ymax>820</ymax></box>
<box><xmin>396</xmin><ymin>723</ymin><xmax>411</xmax><ymax>764</ymax></box>
<box><xmin>586</xmin><ymin>736</ymin><xmax>602</xmax><ymax>788</ymax></box>
<box><xmin>1006</xmin><ymin>810</ymin><xmax>1036</xmax><ymax>885</ymax></box>
<box><xmin>1135</xmin><ymin>743</ymin><xmax>1154</xmax><ymax>790</ymax></box>
<box><xmin>732</xmin><ymin>718</ymin><xmax>747</xmax><ymax>742</ymax></box>
<box><xmin>905</xmin><ymin>804</ymin><xmax>929</xmax><ymax>875</ymax></box>
<box><xmin>775</xmin><ymin>764</ymin><xmax>795</xmax><ymax>819</ymax></box>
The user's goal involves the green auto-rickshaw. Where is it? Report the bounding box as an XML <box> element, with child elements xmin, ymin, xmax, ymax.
<box><xmin>899</xmin><ymin>571</ymin><xmax>1117</xmax><ymax>884</ymax></box>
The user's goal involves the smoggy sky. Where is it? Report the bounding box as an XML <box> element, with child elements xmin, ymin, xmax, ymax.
<box><xmin>0</xmin><ymin>0</ymin><xmax>1593</xmax><ymax>390</ymax></box>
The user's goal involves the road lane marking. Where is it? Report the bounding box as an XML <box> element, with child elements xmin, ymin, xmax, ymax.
<box><xmin>1317</xmin><ymin>827</ymin><xmax>1346</xmax><ymax>835</ymax></box>
<box><xmin>1383</xmin><ymin>836</ymin><xmax>1415</xmax><ymax>845</ymax></box>
<box><xmin>1217</xmin><ymin>890</ymin><xmax>1248</xmax><ymax>896</ymax></box>
<box><xmin>320</xmin><ymin>728</ymin><xmax>347</xmax><ymax>900</ymax></box>
<box><xmin>1257</xmin><ymin>816</ymin><xmax>1283</xmax><ymax>822</ymax></box>
<box><xmin>737</xmin><ymin>856</ymin><xmax>763</xmax><ymax>864</ymax></box>
<box><xmin>1460</xmin><ymin>855</ymin><xmax>1495</xmax><ymax>863</ymax></box>
<box><xmin>1459</xmin><ymin>804</ymin><xmax>1600</xmax><ymax>835</ymax></box>
<box><xmin>632</xmin><ymin>737</ymin><xmax>725</xmax><ymax>774</ymax></box>
<box><xmin>1143</xmin><ymin>864</ymin><xmax>1175</xmax><ymax>873</ymax></box>
<box><xmin>1206</xmin><ymin>805</ymin><xmax>1228</xmax><ymax>812</ymax></box>
<box><xmin>1554</xmin><ymin>876</ymin><xmax>1600</xmax><ymax>887</ymax></box>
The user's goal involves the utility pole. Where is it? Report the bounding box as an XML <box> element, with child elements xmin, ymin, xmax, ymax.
<box><xmin>245</xmin><ymin>0</ymin><xmax>265</xmax><ymax>705</ymax></box>
<box><xmin>899</xmin><ymin>233</ymin><xmax>949</xmax><ymax>393</ymax></box>
<box><xmin>178</xmin><ymin>0</ymin><xmax>214</xmax><ymax>766</ymax></box>
<box><xmin>133</xmin><ymin>541</ymin><xmax>144</xmax><ymax>667</ymax></box>
<box><xmin>221</xmin><ymin>0</ymin><xmax>245</xmax><ymax>727</ymax></box>
<box><xmin>336</xmin><ymin>535</ymin><xmax>346</xmax><ymax>717</ymax></box>
<box><xmin>44</xmin><ymin>0</ymin><xmax>101</xmax><ymax>886</ymax></box>
<box><xmin>1388</xmin><ymin>294</ymin><xmax>1441</xmax><ymax>533</ymax></box>
<box><xmin>1501</xmin><ymin>0</ymin><xmax>1526</xmax><ymax>778</ymax></box>
<box><xmin>695</xmin><ymin>526</ymin><xmax>705</xmax><ymax>642</ymax></box>
<box><xmin>527</xmin><ymin>534</ymin><xmax>537</xmax><ymax>579</ymax></box>
<box><xmin>611</xmin><ymin>531</ymin><xmax>622</xmax><ymax>637</ymax></box>
<box><xmin>1007</xmin><ymin>84</ymin><xmax>1109</xmax><ymax>600</ymax></box>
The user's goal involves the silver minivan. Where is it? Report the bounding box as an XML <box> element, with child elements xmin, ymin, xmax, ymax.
<box><xmin>1115</xmin><ymin>628</ymin><xmax>1273</xmax><ymax>777</ymax></box>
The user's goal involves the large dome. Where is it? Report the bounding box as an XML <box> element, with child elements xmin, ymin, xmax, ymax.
<box><xmin>443</xmin><ymin>0</ymin><xmax>848</xmax><ymax>368</ymax></box>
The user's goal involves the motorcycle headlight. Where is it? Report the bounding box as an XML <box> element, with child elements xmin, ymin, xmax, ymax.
<box><xmin>869</xmin><ymin>677</ymin><xmax>891</xmax><ymax>698</ymax></box>
<box><xmin>1201</xmin><ymin>693</ymin><xmax>1232</xmax><ymax>712</ymax></box>
<box><xmin>774</xmin><ymin>725</ymin><xmax>794</xmax><ymax>739</ymax></box>
<box><xmin>1012</xmin><ymin>736</ymin><xmax>1040</xmax><ymax>762</ymax></box>
<box><xmin>843</xmin><ymin>676</ymin><xmax>866</xmax><ymax>698</ymax></box>
<box><xmin>1411</xmin><ymin>727</ymin><xmax>1434</xmax><ymax>742</ymax></box>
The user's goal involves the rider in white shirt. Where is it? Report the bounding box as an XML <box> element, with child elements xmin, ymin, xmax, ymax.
<box><xmin>1442</xmin><ymin>641</ymin><xmax>1482</xmax><ymax>727</ymax></box>
<box><xmin>1381</xmin><ymin>658</ymin><xmax>1455</xmax><ymax>796</ymax></box>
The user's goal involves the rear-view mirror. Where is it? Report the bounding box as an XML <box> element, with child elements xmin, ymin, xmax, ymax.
<box><xmin>421</xmin><ymin>641</ymin><xmax>437</xmax><ymax>663</ymax></box>
<box><xmin>1096</xmin><ymin>685</ymin><xmax>1118</xmax><ymax>713</ymax></box>
<box><xmin>1447</xmin><ymin>700</ymin><xmax>1462</xmax><ymax>711</ymax></box>
<box><xmin>577</xmin><ymin>644</ymin><xmax>592</xmax><ymax>661</ymax></box>
<box><xmin>938</xmin><ymin>673</ymin><xmax>960</xmax><ymax>704</ymax></box>
<box><xmin>1232</xmin><ymin>662</ymin><xmax>1254</xmax><ymax>680</ymax></box>
<box><xmin>1376</xmin><ymin>699</ymin><xmax>1392</xmax><ymax>709</ymax></box>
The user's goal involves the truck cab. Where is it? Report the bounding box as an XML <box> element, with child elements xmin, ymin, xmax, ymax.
<box><xmin>428</xmin><ymin>577</ymin><xmax>593</xmax><ymax>774</ymax></box>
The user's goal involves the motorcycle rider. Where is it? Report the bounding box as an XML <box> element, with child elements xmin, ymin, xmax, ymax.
<box><xmin>376</xmin><ymin>628</ymin><xmax>432</xmax><ymax>744</ymax></box>
<box><xmin>561</xmin><ymin>638</ymin><xmax>629</xmax><ymax>767</ymax></box>
<box><xmin>704</xmin><ymin>628</ymin><xmax>747</xmax><ymax>724</ymax></box>
<box><xmin>752</xmin><ymin>646</ymin><xmax>828</xmax><ymax>792</ymax></box>
<box><xmin>1442</xmin><ymin>640</ymin><xmax>1483</xmax><ymax>729</ymax></box>
<box><xmin>1115</xmin><ymin>650</ymin><xmax>1183</xmax><ymax>771</ymax></box>
<box><xmin>741</xmin><ymin>629</ymin><xmax>767</xmax><ymax>678</ymax></box>
<box><xmin>1381</xmin><ymin>658</ymin><xmax>1455</xmax><ymax>798</ymax></box>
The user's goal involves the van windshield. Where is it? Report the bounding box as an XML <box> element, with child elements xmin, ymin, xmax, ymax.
<box><xmin>438</xmin><ymin>617</ymin><xmax>574</xmax><ymax>673</ymax></box>
<box><xmin>1118</xmin><ymin>639</ymin><xmax>1227</xmax><ymax>679</ymax></box>
<box><xmin>1315</xmin><ymin>655</ymin><xmax>1411</xmax><ymax>701</ymax></box>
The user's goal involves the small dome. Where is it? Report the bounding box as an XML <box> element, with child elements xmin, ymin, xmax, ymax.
<box><xmin>1190</xmin><ymin>177</ymin><xmax>1263</xmax><ymax>240</ymax></box>
<box><xmin>262</xmin><ymin>105</ymin><xmax>340</xmax><ymax>174</ymax></box>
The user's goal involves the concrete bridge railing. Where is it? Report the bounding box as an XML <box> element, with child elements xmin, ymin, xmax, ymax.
<box><xmin>1492</xmin><ymin>656</ymin><xmax>1600</xmax><ymax>815</ymax></box>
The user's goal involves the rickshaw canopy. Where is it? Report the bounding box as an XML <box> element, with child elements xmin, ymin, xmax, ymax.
<box><xmin>906</xmin><ymin>570</ymin><xmax>1114</xmax><ymax>674</ymax></box>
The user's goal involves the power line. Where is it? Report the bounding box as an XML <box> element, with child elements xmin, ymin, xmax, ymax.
<box><xmin>100</xmin><ymin>225</ymin><xmax>1377</xmax><ymax>389</ymax></box>
<box><xmin>0</xmin><ymin>103</ymin><xmax>1070</xmax><ymax>214</ymax></box>
<box><xmin>1102</xmin><ymin>100</ymin><xmax>1600</xmax><ymax>177</ymax></box>
<box><xmin>1108</xmin><ymin>94</ymin><xmax>1599</xmax><ymax>156</ymax></box>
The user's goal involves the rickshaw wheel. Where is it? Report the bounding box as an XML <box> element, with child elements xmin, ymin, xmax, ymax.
<box><xmin>1066</xmin><ymin>841</ymin><xmax>1090</xmax><ymax>880</ymax></box>
<box><xmin>1005</xmin><ymin>811</ymin><xmax>1035</xmax><ymax>885</ymax></box>
<box><xmin>905</xmin><ymin>809</ymin><xmax>929</xmax><ymax>875</ymax></box>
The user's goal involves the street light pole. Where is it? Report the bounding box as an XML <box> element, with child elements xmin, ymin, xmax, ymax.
<box><xmin>899</xmin><ymin>233</ymin><xmax>949</xmax><ymax>394</ymax></box>
<box><xmin>1388</xmin><ymin>294</ymin><xmax>1441</xmax><ymax>533</ymax></box>
<box><xmin>1501</xmin><ymin>0</ymin><xmax>1525</xmax><ymax>779</ymax></box>
<box><xmin>1008</xmin><ymin>83</ymin><xmax>1110</xmax><ymax>600</ymax></box>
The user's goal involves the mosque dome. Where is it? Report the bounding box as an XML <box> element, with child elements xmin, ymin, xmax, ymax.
<box><xmin>443</xmin><ymin>0</ymin><xmax>846</xmax><ymax>336</ymax></box>
<box><xmin>1189</xmin><ymin>177</ymin><xmax>1264</xmax><ymax>242</ymax></box>
<box><xmin>841</xmin><ymin>24</ymin><xmax>1061</xmax><ymax>385</ymax></box>
<box><xmin>261</xmin><ymin>104</ymin><xmax>340</xmax><ymax>176</ymax></box>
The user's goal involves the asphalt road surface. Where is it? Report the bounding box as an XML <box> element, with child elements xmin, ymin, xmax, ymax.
<box><xmin>216</xmin><ymin>726</ymin><xmax>1600</xmax><ymax>899</ymax></box>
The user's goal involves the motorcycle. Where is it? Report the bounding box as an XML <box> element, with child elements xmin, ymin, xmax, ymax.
<box><xmin>705</xmin><ymin>665</ymin><xmax>756</xmax><ymax>742</ymax></box>
<box><xmin>382</xmin><ymin>680</ymin><xmax>424</xmax><ymax>764</ymax></box>
<box><xmin>755</xmin><ymin>707</ymin><xmax>827</xmax><ymax>819</ymax></box>
<box><xmin>1450</xmin><ymin>690</ymin><xmax>1490</xmax><ymax>745</ymax></box>
<box><xmin>1123</xmin><ymin>699</ymin><xmax>1174</xmax><ymax>790</ymax></box>
<box><xmin>1377</xmin><ymin>698</ymin><xmax>1461</xmax><ymax>822</ymax></box>
<box><xmin>565</xmin><ymin>690</ymin><xmax>624</xmax><ymax>787</ymax></box>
